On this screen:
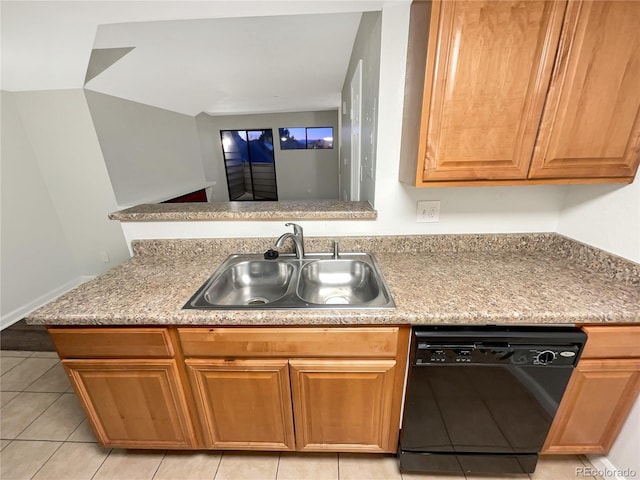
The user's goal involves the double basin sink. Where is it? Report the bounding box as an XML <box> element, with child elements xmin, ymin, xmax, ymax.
<box><xmin>184</xmin><ymin>253</ymin><xmax>394</xmax><ymax>310</ymax></box>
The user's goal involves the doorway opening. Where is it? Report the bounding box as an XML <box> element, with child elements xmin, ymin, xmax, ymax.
<box><xmin>221</xmin><ymin>129</ymin><xmax>278</xmax><ymax>201</ymax></box>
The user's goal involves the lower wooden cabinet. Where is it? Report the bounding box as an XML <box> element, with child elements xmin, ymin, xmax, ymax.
<box><xmin>177</xmin><ymin>325</ymin><xmax>409</xmax><ymax>453</ymax></box>
<box><xmin>184</xmin><ymin>357</ymin><xmax>400</xmax><ymax>452</ymax></box>
<box><xmin>63</xmin><ymin>359</ymin><xmax>197</xmax><ymax>449</ymax></box>
<box><xmin>543</xmin><ymin>325</ymin><xmax>640</xmax><ymax>455</ymax></box>
<box><xmin>50</xmin><ymin>325</ymin><xmax>640</xmax><ymax>454</ymax></box>
<box><xmin>184</xmin><ymin>358</ymin><xmax>400</xmax><ymax>453</ymax></box>
<box><xmin>543</xmin><ymin>359</ymin><xmax>640</xmax><ymax>454</ymax></box>
<box><xmin>185</xmin><ymin>359</ymin><xmax>295</xmax><ymax>450</ymax></box>
<box><xmin>50</xmin><ymin>325</ymin><xmax>408</xmax><ymax>453</ymax></box>
<box><xmin>289</xmin><ymin>359</ymin><xmax>397</xmax><ymax>452</ymax></box>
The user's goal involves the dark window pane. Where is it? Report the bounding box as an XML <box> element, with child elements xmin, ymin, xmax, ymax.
<box><xmin>247</xmin><ymin>130</ymin><xmax>275</xmax><ymax>164</ymax></box>
<box><xmin>279</xmin><ymin>127</ymin><xmax>306</xmax><ymax>150</ymax></box>
<box><xmin>307</xmin><ymin>127</ymin><xmax>333</xmax><ymax>149</ymax></box>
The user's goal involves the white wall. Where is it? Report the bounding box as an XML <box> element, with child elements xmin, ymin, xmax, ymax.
<box><xmin>195</xmin><ymin>112</ymin><xmax>226</xmax><ymax>199</ymax></box>
<box><xmin>341</xmin><ymin>11</ymin><xmax>382</xmax><ymax>205</ymax></box>
<box><xmin>85</xmin><ymin>89</ymin><xmax>208</xmax><ymax>207</ymax></box>
<box><xmin>558</xmin><ymin>181</ymin><xmax>640</xmax><ymax>263</ymax></box>
<box><xmin>13</xmin><ymin>89</ymin><xmax>130</xmax><ymax>277</ymax></box>
<box><xmin>195</xmin><ymin>110</ymin><xmax>339</xmax><ymax>201</ymax></box>
<box><xmin>1</xmin><ymin>91</ymin><xmax>79</xmax><ymax>327</ymax></box>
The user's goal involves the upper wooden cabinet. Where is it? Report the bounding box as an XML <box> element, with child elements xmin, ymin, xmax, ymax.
<box><xmin>529</xmin><ymin>1</ymin><xmax>640</xmax><ymax>179</ymax></box>
<box><xmin>400</xmin><ymin>0</ymin><xmax>640</xmax><ymax>187</ymax></box>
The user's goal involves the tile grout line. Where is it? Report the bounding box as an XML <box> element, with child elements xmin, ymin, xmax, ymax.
<box><xmin>1</xmin><ymin>439</ymin><xmax>72</xmax><ymax>444</ymax></box>
<box><xmin>1</xmin><ymin>359</ymin><xmax>61</xmax><ymax>394</ymax></box>
<box><xmin>5</xmin><ymin>389</ymin><xmax>74</xmax><ymax>395</ymax></box>
<box><xmin>211</xmin><ymin>450</ymin><xmax>223</xmax><ymax>480</ymax></box>
<box><xmin>0</xmin><ymin>351</ymin><xmax>36</xmax><ymax>358</ymax></box>
<box><xmin>22</xmin><ymin>361</ymin><xmax>63</xmax><ymax>392</ymax></box>
<box><xmin>150</xmin><ymin>450</ymin><xmax>168</xmax><ymax>480</ymax></box>
<box><xmin>0</xmin><ymin>357</ymin><xmax>28</xmax><ymax>377</ymax></box>
<box><xmin>90</xmin><ymin>447</ymin><xmax>115</xmax><ymax>480</ymax></box>
<box><xmin>64</xmin><ymin>412</ymin><xmax>87</xmax><ymax>443</ymax></box>
<box><xmin>274</xmin><ymin>452</ymin><xmax>281</xmax><ymax>480</ymax></box>
<box><xmin>5</xmin><ymin>391</ymin><xmax>65</xmax><ymax>441</ymax></box>
<box><xmin>0</xmin><ymin>391</ymin><xmax>22</xmax><ymax>412</ymax></box>
<box><xmin>26</xmin><ymin>439</ymin><xmax>65</xmax><ymax>480</ymax></box>
<box><xmin>65</xmin><ymin>415</ymin><xmax>87</xmax><ymax>443</ymax></box>
<box><xmin>59</xmin><ymin>439</ymin><xmax>100</xmax><ymax>444</ymax></box>
<box><xmin>9</xmin><ymin>360</ymin><xmax>81</xmax><ymax>443</ymax></box>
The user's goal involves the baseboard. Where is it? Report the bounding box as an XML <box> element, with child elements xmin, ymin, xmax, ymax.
<box><xmin>0</xmin><ymin>276</ymin><xmax>95</xmax><ymax>330</ymax></box>
<box><xmin>587</xmin><ymin>455</ymin><xmax>629</xmax><ymax>480</ymax></box>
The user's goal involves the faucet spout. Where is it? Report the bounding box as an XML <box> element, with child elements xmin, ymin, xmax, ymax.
<box><xmin>274</xmin><ymin>233</ymin><xmax>305</xmax><ymax>259</ymax></box>
<box><xmin>274</xmin><ymin>223</ymin><xmax>305</xmax><ymax>259</ymax></box>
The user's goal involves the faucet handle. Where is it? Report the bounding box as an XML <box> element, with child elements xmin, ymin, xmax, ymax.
<box><xmin>284</xmin><ymin>222</ymin><xmax>303</xmax><ymax>237</ymax></box>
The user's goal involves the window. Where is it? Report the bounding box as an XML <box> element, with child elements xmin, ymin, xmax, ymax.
<box><xmin>279</xmin><ymin>127</ymin><xmax>334</xmax><ymax>150</ymax></box>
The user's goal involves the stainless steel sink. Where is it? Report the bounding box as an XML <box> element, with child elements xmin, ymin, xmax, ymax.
<box><xmin>297</xmin><ymin>260</ymin><xmax>380</xmax><ymax>305</ymax></box>
<box><xmin>201</xmin><ymin>260</ymin><xmax>294</xmax><ymax>306</ymax></box>
<box><xmin>185</xmin><ymin>253</ymin><xmax>394</xmax><ymax>309</ymax></box>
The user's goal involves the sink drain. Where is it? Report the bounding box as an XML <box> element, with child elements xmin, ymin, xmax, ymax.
<box><xmin>324</xmin><ymin>296</ymin><xmax>349</xmax><ymax>305</ymax></box>
<box><xmin>246</xmin><ymin>297</ymin><xmax>269</xmax><ymax>305</ymax></box>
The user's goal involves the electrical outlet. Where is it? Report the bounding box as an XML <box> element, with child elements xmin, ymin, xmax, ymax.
<box><xmin>100</xmin><ymin>251</ymin><xmax>110</xmax><ymax>263</ymax></box>
<box><xmin>416</xmin><ymin>201</ymin><xmax>440</xmax><ymax>223</ymax></box>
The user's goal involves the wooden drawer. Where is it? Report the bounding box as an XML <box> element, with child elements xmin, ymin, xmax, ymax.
<box><xmin>581</xmin><ymin>326</ymin><xmax>640</xmax><ymax>359</ymax></box>
<box><xmin>48</xmin><ymin>327</ymin><xmax>174</xmax><ymax>358</ymax></box>
<box><xmin>178</xmin><ymin>327</ymin><xmax>401</xmax><ymax>358</ymax></box>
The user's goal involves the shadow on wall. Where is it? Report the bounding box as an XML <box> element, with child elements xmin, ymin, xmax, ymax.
<box><xmin>560</xmin><ymin>182</ymin><xmax>635</xmax><ymax>211</ymax></box>
<box><xmin>400</xmin><ymin>183</ymin><xmax>570</xmax><ymax>226</ymax></box>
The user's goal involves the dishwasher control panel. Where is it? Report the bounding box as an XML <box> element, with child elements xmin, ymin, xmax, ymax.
<box><xmin>415</xmin><ymin>343</ymin><xmax>580</xmax><ymax>366</ymax></box>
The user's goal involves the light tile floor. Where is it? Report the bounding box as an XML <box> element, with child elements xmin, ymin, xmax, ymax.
<box><xmin>1</xmin><ymin>350</ymin><xmax>604</xmax><ymax>480</ymax></box>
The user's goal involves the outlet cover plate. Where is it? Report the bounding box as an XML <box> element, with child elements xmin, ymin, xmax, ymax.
<box><xmin>416</xmin><ymin>201</ymin><xmax>440</xmax><ymax>223</ymax></box>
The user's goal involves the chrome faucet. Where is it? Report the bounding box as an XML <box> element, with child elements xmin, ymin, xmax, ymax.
<box><xmin>274</xmin><ymin>223</ymin><xmax>305</xmax><ymax>259</ymax></box>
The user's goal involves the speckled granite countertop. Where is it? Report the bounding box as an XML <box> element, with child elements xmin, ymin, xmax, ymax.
<box><xmin>26</xmin><ymin>234</ymin><xmax>640</xmax><ymax>326</ymax></box>
<box><xmin>109</xmin><ymin>200</ymin><xmax>376</xmax><ymax>222</ymax></box>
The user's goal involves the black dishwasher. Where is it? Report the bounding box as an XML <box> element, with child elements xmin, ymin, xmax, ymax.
<box><xmin>399</xmin><ymin>326</ymin><xmax>586</xmax><ymax>475</ymax></box>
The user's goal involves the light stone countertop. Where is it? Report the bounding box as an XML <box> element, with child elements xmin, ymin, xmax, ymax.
<box><xmin>26</xmin><ymin>234</ymin><xmax>640</xmax><ymax>326</ymax></box>
<box><xmin>109</xmin><ymin>200</ymin><xmax>377</xmax><ymax>222</ymax></box>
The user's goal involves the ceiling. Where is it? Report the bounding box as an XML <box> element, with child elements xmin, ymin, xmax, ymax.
<box><xmin>1</xmin><ymin>1</ymin><xmax>389</xmax><ymax>116</ymax></box>
<box><xmin>86</xmin><ymin>13</ymin><xmax>362</xmax><ymax>116</ymax></box>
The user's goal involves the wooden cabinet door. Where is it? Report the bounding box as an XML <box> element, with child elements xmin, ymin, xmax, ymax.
<box><xmin>289</xmin><ymin>359</ymin><xmax>396</xmax><ymax>453</ymax></box>
<box><xmin>543</xmin><ymin>359</ymin><xmax>640</xmax><ymax>454</ymax></box>
<box><xmin>63</xmin><ymin>359</ymin><xmax>196</xmax><ymax>449</ymax></box>
<box><xmin>530</xmin><ymin>1</ymin><xmax>640</xmax><ymax>179</ymax></box>
<box><xmin>185</xmin><ymin>359</ymin><xmax>295</xmax><ymax>450</ymax></box>
<box><xmin>419</xmin><ymin>0</ymin><xmax>566</xmax><ymax>181</ymax></box>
